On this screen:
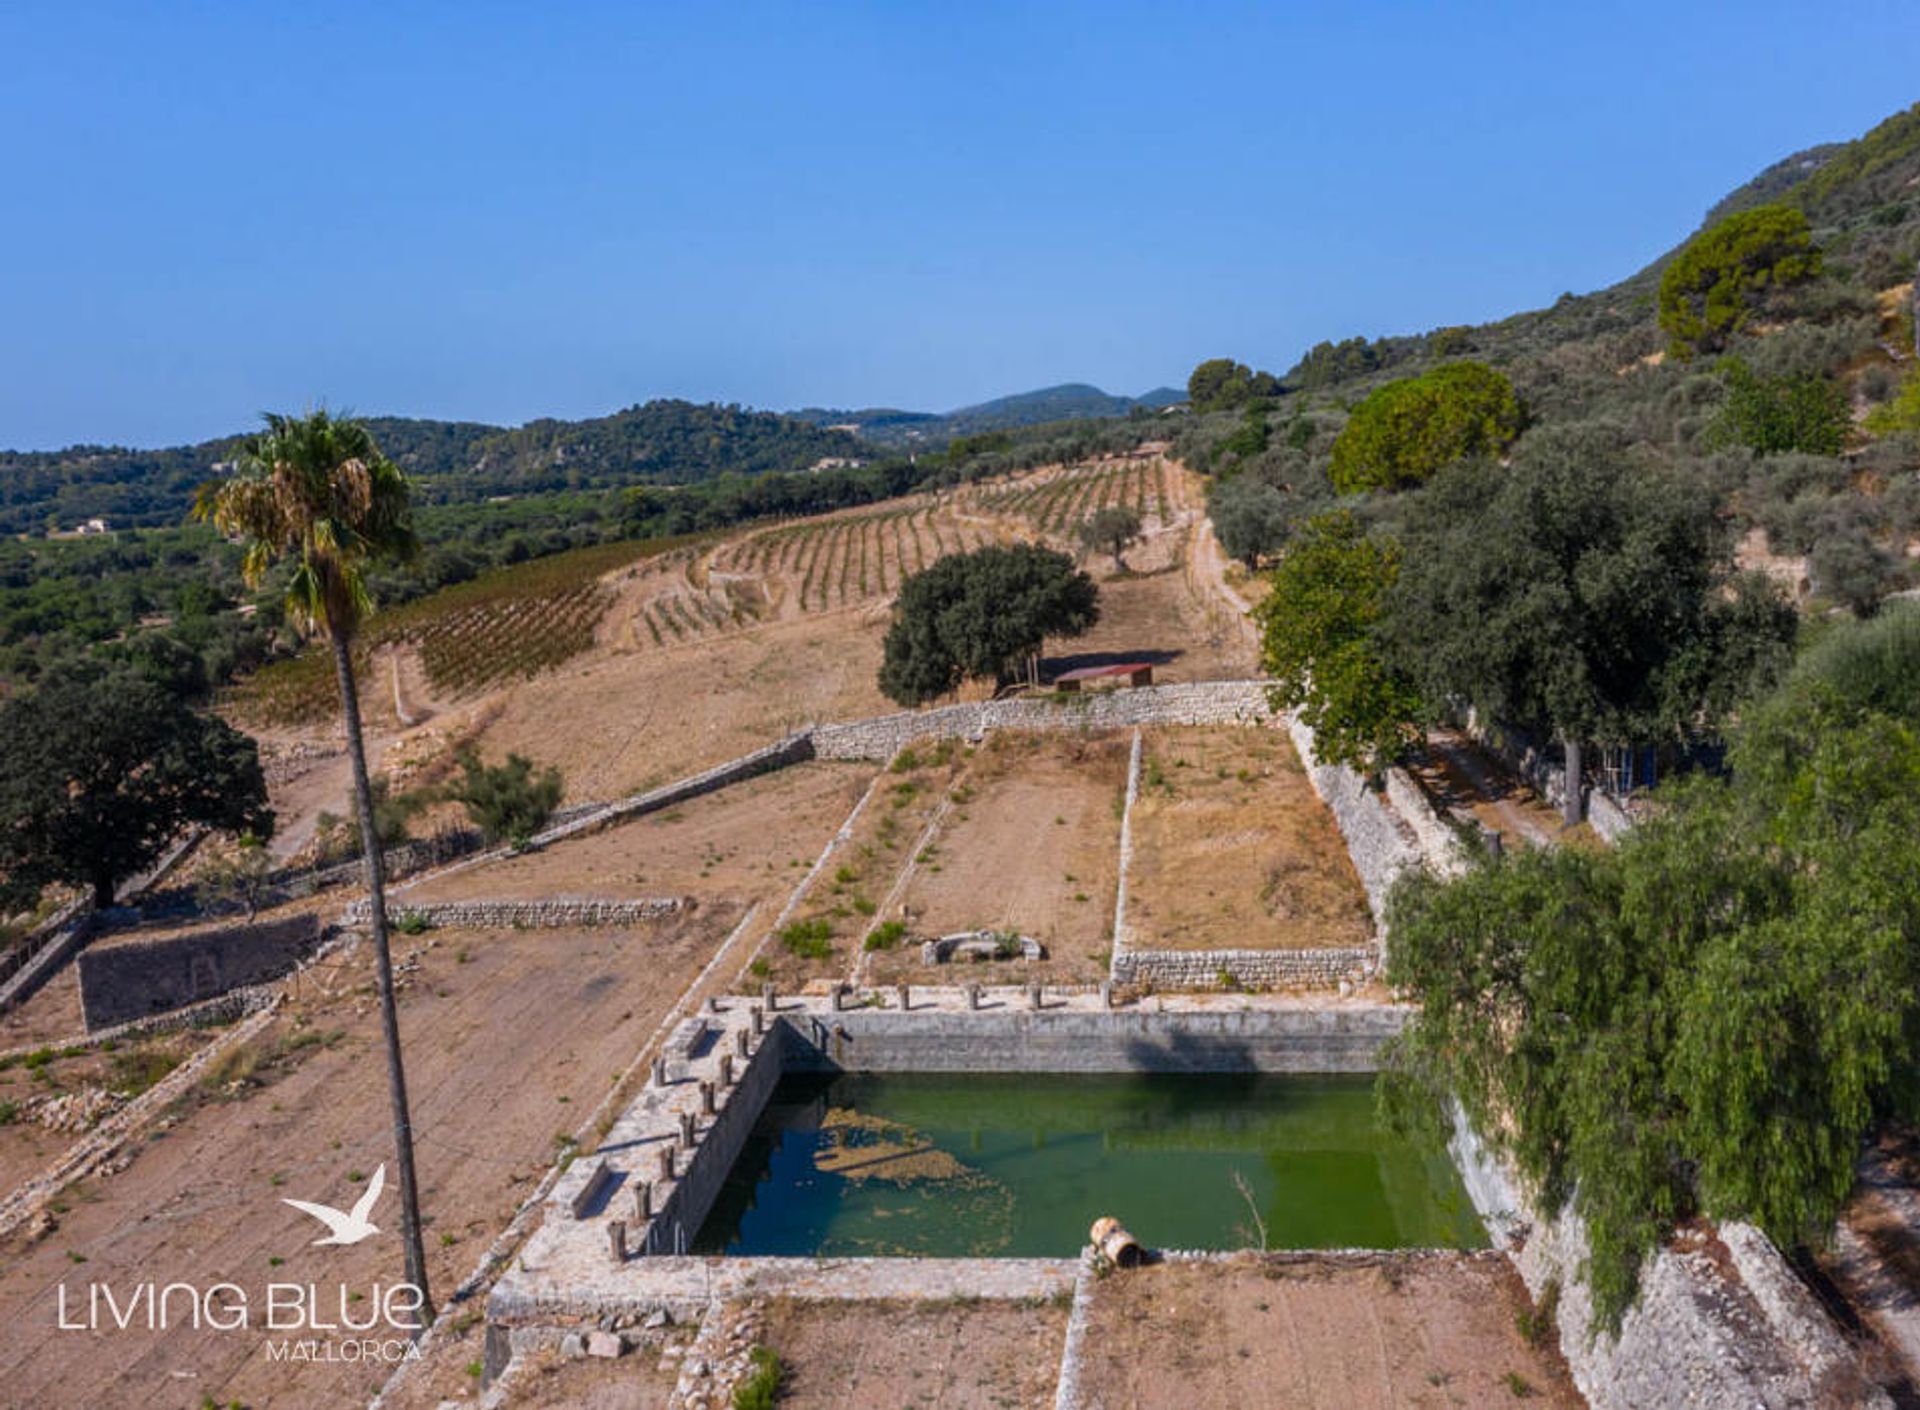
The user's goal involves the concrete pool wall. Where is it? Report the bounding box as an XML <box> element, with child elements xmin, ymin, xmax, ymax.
<box><xmin>485</xmin><ymin>991</ymin><xmax>1410</xmax><ymax>1379</ymax></box>
<box><xmin>487</xmin><ymin>988</ymin><xmax>1879</xmax><ymax>1409</ymax></box>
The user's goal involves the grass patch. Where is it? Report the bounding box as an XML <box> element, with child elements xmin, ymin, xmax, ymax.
<box><xmin>777</xmin><ymin>918</ymin><xmax>833</xmax><ymax>960</ymax></box>
<box><xmin>1515</xmin><ymin>1279</ymin><xmax>1559</xmax><ymax>1350</ymax></box>
<box><xmin>200</xmin><ymin>1041</ymin><xmax>262</xmax><ymax>1093</ymax></box>
<box><xmin>864</xmin><ymin>920</ymin><xmax>909</xmax><ymax>952</ymax></box>
<box><xmin>107</xmin><ymin>1048</ymin><xmax>182</xmax><ymax>1097</ymax></box>
<box><xmin>733</xmin><ymin>1346</ymin><xmax>784</xmax><ymax>1410</ymax></box>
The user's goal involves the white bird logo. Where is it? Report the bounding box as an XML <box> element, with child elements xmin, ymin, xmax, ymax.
<box><xmin>282</xmin><ymin>1164</ymin><xmax>385</xmax><ymax>1246</ymax></box>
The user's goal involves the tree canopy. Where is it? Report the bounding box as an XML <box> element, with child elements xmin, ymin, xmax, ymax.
<box><xmin>1186</xmin><ymin>358</ymin><xmax>1280</xmax><ymax>414</ymax></box>
<box><xmin>0</xmin><ymin>664</ymin><xmax>272</xmax><ymax>909</ymax></box>
<box><xmin>878</xmin><ymin>544</ymin><xmax>1098</xmax><ymax>705</ymax></box>
<box><xmin>1078</xmin><ymin>505</ymin><xmax>1142</xmax><ymax>569</ymax></box>
<box><xmin>448</xmin><ymin>749</ymin><xmax>564</xmax><ymax>846</ymax></box>
<box><xmin>1386</xmin><ymin>610</ymin><xmax>1920</xmax><ymax>1330</ymax></box>
<box><xmin>1208</xmin><ymin>476</ymin><xmax>1292</xmax><ymax>570</ymax></box>
<box><xmin>1657</xmin><ymin>204</ymin><xmax>1822</xmax><ymax>358</ymax></box>
<box><xmin>1327</xmin><ymin>361</ymin><xmax>1524</xmax><ymax>494</ymax></box>
<box><xmin>1256</xmin><ymin>512</ymin><xmax>1423</xmax><ymax>774</ymax></box>
<box><xmin>1381</xmin><ymin>427</ymin><xmax>1796</xmax><ymax>759</ymax></box>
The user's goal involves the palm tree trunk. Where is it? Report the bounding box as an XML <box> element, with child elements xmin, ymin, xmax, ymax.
<box><xmin>331</xmin><ymin>634</ymin><xmax>435</xmax><ymax>1328</ymax></box>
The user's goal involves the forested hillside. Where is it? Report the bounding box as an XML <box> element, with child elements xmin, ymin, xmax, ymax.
<box><xmin>793</xmin><ymin>383</ymin><xmax>1184</xmax><ymax>447</ymax></box>
<box><xmin>1191</xmin><ymin>100</ymin><xmax>1920</xmax><ymax>623</ymax></box>
<box><xmin>2</xmin><ymin>384</ymin><xmax>1183</xmax><ymax>537</ymax></box>
<box><xmin>0</xmin><ymin>402</ymin><xmax>869</xmax><ymax>536</ymax></box>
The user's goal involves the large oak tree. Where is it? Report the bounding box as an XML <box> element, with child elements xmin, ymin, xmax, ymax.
<box><xmin>1381</xmin><ymin>424</ymin><xmax>1796</xmax><ymax>823</ymax></box>
<box><xmin>0</xmin><ymin>663</ymin><xmax>272</xmax><ymax>911</ymax></box>
<box><xmin>879</xmin><ymin>544</ymin><xmax>1098</xmax><ymax>705</ymax></box>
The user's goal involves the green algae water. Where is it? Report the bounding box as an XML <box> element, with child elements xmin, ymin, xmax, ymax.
<box><xmin>693</xmin><ymin>1072</ymin><xmax>1485</xmax><ymax>1257</ymax></box>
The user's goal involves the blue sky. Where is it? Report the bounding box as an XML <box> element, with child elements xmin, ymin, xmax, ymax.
<box><xmin>2</xmin><ymin>2</ymin><xmax>1916</xmax><ymax>450</ymax></box>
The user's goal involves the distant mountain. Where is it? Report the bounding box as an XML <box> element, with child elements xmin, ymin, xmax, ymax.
<box><xmin>0</xmin><ymin>401</ymin><xmax>869</xmax><ymax>537</ymax></box>
<box><xmin>0</xmin><ymin>380</ymin><xmax>1180</xmax><ymax>537</ymax></box>
<box><xmin>793</xmin><ymin>382</ymin><xmax>1185</xmax><ymax>447</ymax></box>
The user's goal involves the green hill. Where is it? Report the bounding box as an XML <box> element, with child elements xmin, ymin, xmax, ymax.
<box><xmin>2</xmin><ymin>382</ymin><xmax>1183</xmax><ymax>538</ymax></box>
<box><xmin>1186</xmin><ymin>100</ymin><xmax>1920</xmax><ymax>617</ymax></box>
<box><xmin>791</xmin><ymin>382</ymin><xmax>1184</xmax><ymax>447</ymax></box>
<box><xmin>0</xmin><ymin>401</ymin><xmax>866</xmax><ymax>537</ymax></box>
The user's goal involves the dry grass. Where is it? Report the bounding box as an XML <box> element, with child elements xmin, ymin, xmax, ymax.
<box><xmin>1126</xmin><ymin>725</ymin><xmax>1371</xmax><ymax>951</ymax></box>
<box><xmin>1077</xmin><ymin>1254</ymin><xmax>1582</xmax><ymax>1409</ymax></box>
<box><xmin>869</xmin><ymin>729</ymin><xmax>1130</xmax><ymax>985</ymax></box>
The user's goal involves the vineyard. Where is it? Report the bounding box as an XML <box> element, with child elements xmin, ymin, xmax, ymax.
<box><xmin>230</xmin><ymin>536</ymin><xmax>701</xmax><ymax>724</ymax></box>
<box><xmin>231</xmin><ymin>457</ymin><xmax>1190</xmax><ymax>726</ymax></box>
<box><xmin>973</xmin><ymin>455</ymin><xmax>1172</xmax><ymax>537</ymax></box>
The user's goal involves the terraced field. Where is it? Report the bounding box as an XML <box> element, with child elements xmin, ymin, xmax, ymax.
<box><xmin>232</xmin><ymin>456</ymin><xmax>1191</xmax><ymax>727</ymax></box>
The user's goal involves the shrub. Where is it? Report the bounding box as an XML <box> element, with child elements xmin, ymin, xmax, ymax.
<box><xmin>447</xmin><ymin>748</ymin><xmax>563</xmax><ymax>846</ymax></box>
<box><xmin>1866</xmin><ymin>367</ymin><xmax>1920</xmax><ymax>436</ymax></box>
<box><xmin>1705</xmin><ymin>358</ymin><xmax>1849</xmax><ymax>455</ymax></box>
<box><xmin>1810</xmin><ymin>530</ymin><xmax>1898</xmax><ymax>617</ymax></box>
<box><xmin>864</xmin><ymin>920</ymin><xmax>908</xmax><ymax>951</ymax></box>
<box><xmin>1328</xmin><ymin>361</ymin><xmax>1524</xmax><ymax>493</ymax></box>
<box><xmin>1784</xmin><ymin>603</ymin><xmax>1920</xmax><ymax>719</ymax></box>
<box><xmin>778</xmin><ymin>918</ymin><xmax>833</xmax><ymax>959</ymax></box>
<box><xmin>733</xmin><ymin>1346</ymin><xmax>785</xmax><ymax>1410</ymax></box>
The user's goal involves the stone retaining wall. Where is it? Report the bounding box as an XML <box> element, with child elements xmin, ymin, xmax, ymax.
<box><xmin>783</xmin><ymin>1000</ymin><xmax>1406</xmax><ymax>1074</ymax></box>
<box><xmin>1450</xmin><ymin>1108</ymin><xmax>1884</xmax><ymax>1408</ymax></box>
<box><xmin>1110</xmin><ymin>945</ymin><xmax>1378</xmax><ymax>990</ymax></box>
<box><xmin>1382</xmin><ymin>768</ymin><xmax>1470</xmax><ymax>877</ymax></box>
<box><xmin>534</xmin><ymin>734</ymin><xmax>817</xmax><ymax>847</ymax></box>
<box><xmin>342</xmin><ymin>897</ymin><xmax>684</xmax><ymax>930</ymax></box>
<box><xmin>1282</xmin><ymin>713</ymin><xmax>1427</xmax><ymax>932</ymax></box>
<box><xmin>810</xmin><ymin>680</ymin><xmax>1274</xmax><ymax>761</ymax></box>
<box><xmin>76</xmin><ymin>913</ymin><xmax>322</xmax><ymax>1031</ymax></box>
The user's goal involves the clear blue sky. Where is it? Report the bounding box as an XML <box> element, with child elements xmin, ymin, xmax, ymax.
<box><xmin>2</xmin><ymin>2</ymin><xmax>1916</xmax><ymax>450</ymax></box>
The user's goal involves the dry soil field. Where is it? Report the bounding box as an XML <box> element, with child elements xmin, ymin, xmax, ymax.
<box><xmin>1126</xmin><ymin>726</ymin><xmax>1372</xmax><ymax>951</ymax></box>
<box><xmin>1075</xmin><ymin>1253</ymin><xmax>1582</xmax><ymax>1409</ymax></box>
<box><xmin>0</xmin><ymin>906</ymin><xmax>739</xmax><ymax>1410</ymax></box>
<box><xmin>868</xmin><ymin>729</ymin><xmax>1131</xmax><ymax>986</ymax></box>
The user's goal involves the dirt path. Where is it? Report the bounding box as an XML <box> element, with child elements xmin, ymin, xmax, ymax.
<box><xmin>1410</xmin><ymin>730</ymin><xmax>1560</xmax><ymax>848</ymax></box>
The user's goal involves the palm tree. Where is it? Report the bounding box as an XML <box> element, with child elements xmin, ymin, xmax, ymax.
<box><xmin>194</xmin><ymin>409</ymin><xmax>434</xmax><ymax>1323</ymax></box>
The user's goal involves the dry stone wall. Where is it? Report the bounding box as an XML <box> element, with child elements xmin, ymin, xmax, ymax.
<box><xmin>810</xmin><ymin>681</ymin><xmax>1274</xmax><ymax>761</ymax></box>
<box><xmin>1282</xmin><ymin>713</ymin><xmax>1427</xmax><ymax>932</ymax></box>
<box><xmin>534</xmin><ymin>734</ymin><xmax>816</xmax><ymax>847</ymax></box>
<box><xmin>1110</xmin><ymin>945</ymin><xmax>1377</xmax><ymax>990</ymax></box>
<box><xmin>76</xmin><ymin>913</ymin><xmax>322</xmax><ymax>1031</ymax></box>
<box><xmin>342</xmin><ymin>897</ymin><xmax>683</xmax><ymax>930</ymax></box>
